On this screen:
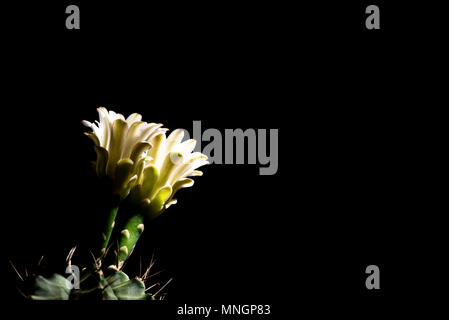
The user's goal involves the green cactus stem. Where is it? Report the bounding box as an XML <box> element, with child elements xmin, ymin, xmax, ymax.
<box><xmin>117</xmin><ymin>214</ymin><xmax>145</xmax><ymax>264</ymax></box>
<box><xmin>100</xmin><ymin>206</ymin><xmax>119</xmax><ymax>256</ymax></box>
<box><xmin>31</xmin><ymin>274</ymin><xmax>72</xmax><ymax>300</ymax></box>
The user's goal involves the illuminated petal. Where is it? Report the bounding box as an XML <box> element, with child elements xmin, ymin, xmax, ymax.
<box><xmin>107</xmin><ymin>119</ymin><xmax>128</xmax><ymax>176</ymax></box>
<box><xmin>129</xmin><ymin>142</ymin><xmax>152</xmax><ymax>163</ymax></box>
<box><xmin>146</xmin><ymin>185</ymin><xmax>172</xmax><ymax>219</ymax></box>
<box><xmin>172</xmin><ymin>178</ymin><xmax>194</xmax><ymax>194</ymax></box>
<box><xmin>141</xmin><ymin>165</ymin><xmax>159</xmax><ymax>200</ymax></box>
<box><xmin>97</xmin><ymin>107</ymin><xmax>112</xmax><ymax>148</ymax></box>
<box><xmin>175</xmin><ymin>139</ymin><xmax>196</xmax><ymax>154</ymax></box>
<box><xmin>153</xmin><ymin>152</ymin><xmax>184</xmax><ymax>194</ymax></box>
<box><xmin>114</xmin><ymin>159</ymin><xmax>134</xmax><ymax>198</ymax></box>
<box><xmin>165</xmin><ymin>178</ymin><xmax>194</xmax><ymax>204</ymax></box>
<box><xmin>165</xmin><ymin>199</ymin><xmax>177</xmax><ymax>209</ymax></box>
<box><xmin>183</xmin><ymin>170</ymin><xmax>203</xmax><ymax>178</ymax></box>
<box><xmin>139</xmin><ymin>123</ymin><xmax>164</xmax><ymax>142</ymax></box>
<box><xmin>126</xmin><ymin>113</ymin><xmax>142</xmax><ymax>125</ymax></box>
<box><xmin>166</xmin><ymin>129</ymin><xmax>184</xmax><ymax>150</ymax></box>
<box><xmin>147</xmin><ymin>133</ymin><xmax>166</xmax><ymax>169</ymax></box>
<box><xmin>82</xmin><ymin>120</ymin><xmax>92</xmax><ymax>128</ymax></box>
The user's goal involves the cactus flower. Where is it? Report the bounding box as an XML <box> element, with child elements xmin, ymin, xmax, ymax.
<box><xmin>127</xmin><ymin>128</ymin><xmax>209</xmax><ymax>219</ymax></box>
<box><xmin>83</xmin><ymin>108</ymin><xmax>208</xmax><ymax>264</ymax></box>
<box><xmin>82</xmin><ymin>107</ymin><xmax>167</xmax><ymax>200</ymax></box>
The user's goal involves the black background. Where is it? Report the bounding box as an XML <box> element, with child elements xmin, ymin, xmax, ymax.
<box><xmin>1</xmin><ymin>0</ymin><xmax>445</xmax><ymax>318</ymax></box>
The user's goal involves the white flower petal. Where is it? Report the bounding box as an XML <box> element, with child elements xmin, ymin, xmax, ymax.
<box><xmin>148</xmin><ymin>133</ymin><xmax>166</xmax><ymax>169</ymax></box>
<box><xmin>174</xmin><ymin>139</ymin><xmax>197</xmax><ymax>154</ymax></box>
<box><xmin>166</xmin><ymin>129</ymin><xmax>185</xmax><ymax>150</ymax></box>
<box><xmin>82</xmin><ymin>120</ymin><xmax>92</xmax><ymax>127</ymax></box>
<box><xmin>126</xmin><ymin>113</ymin><xmax>142</xmax><ymax>125</ymax></box>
